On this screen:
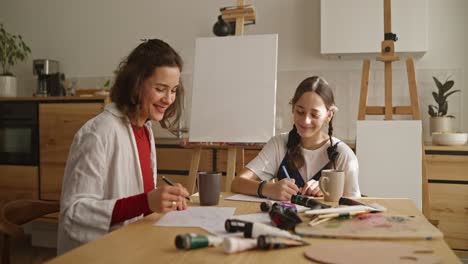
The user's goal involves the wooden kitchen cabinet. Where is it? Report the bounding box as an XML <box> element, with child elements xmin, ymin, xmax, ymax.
<box><xmin>155</xmin><ymin>144</ymin><xmax>213</xmax><ymax>189</ymax></box>
<box><xmin>39</xmin><ymin>102</ymin><xmax>104</xmax><ymax>200</ymax></box>
<box><xmin>0</xmin><ymin>165</ymin><xmax>38</xmax><ymax>201</ymax></box>
<box><xmin>155</xmin><ymin>140</ymin><xmax>262</xmax><ymax>192</ymax></box>
<box><xmin>425</xmin><ymin>145</ymin><xmax>468</xmax><ymax>252</ymax></box>
<box><xmin>216</xmin><ymin>148</ymin><xmax>259</xmax><ymax>173</ymax></box>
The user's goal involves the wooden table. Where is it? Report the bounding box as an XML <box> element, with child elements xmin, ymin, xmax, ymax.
<box><xmin>48</xmin><ymin>193</ymin><xmax>460</xmax><ymax>264</ymax></box>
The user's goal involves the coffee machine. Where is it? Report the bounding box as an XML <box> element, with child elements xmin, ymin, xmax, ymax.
<box><xmin>33</xmin><ymin>59</ymin><xmax>64</xmax><ymax>96</ymax></box>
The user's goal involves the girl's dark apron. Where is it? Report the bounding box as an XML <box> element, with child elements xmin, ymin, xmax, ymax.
<box><xmin>276</xmin><ymin>141</ymin><xmax>341</xmax><ymax>188</ymax></box>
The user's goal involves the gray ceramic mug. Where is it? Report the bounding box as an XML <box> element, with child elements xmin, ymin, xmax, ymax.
<box><xmin>198</xmin><ymin>172</ymin><xmax>221</xmax><ymax>206</ymax></box>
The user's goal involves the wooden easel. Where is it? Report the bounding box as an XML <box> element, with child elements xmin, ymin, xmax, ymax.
<box><xmin>186</xmin><ymin>0</ymin><xmax>256</xmax><ymax>194</ymax></box>
<box><xmin>357</xmin><ymin>0</ymin><xmax>430</xmax><ymax>219</ymax></box>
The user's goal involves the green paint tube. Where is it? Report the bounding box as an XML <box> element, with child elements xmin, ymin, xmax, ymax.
<box><xmin>175</xmin><ymin>233</ymin><xmax>223</xmax><ymax>250</ymax></box>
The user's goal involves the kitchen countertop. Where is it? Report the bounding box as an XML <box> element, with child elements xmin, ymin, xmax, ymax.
<box><xmin>0</xmin><ymin>95</ymin><xmax>108</xmax><ymax>102</ymax></box>
<box><xmin>155</xmin><ymin>138</ymin><xmax>186</xmax><ymax>146</ymax></box>
<box><xmin>424</xmin><ymin>142</ymin><xmax>468</xmax><ymax>152</ymax></box>
<box><xmin>155</xmin><ymin>137</ymin><xmax>265</xmax><ymax>149</ymax></box>
<box><xmin>154</xmin><ymin>138</ymin><xmax>357</xmax><ymax>149</ymax></box>
<box><xmin>155</xmin><ymin>138</ymin><xmax>467</xmax><ymax>152</ymax></box>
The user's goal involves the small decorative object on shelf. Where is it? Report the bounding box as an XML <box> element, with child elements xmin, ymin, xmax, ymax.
<box><xmin>212</xmin><ymin>1</ymin><xmax>256</xmax><ymax>37</ymax></box>
<box><xmin>213</xmin><ymin>15</ymin><xmax>233</xmax><ymax>37</ymax></box>
<box><xmin>428</xmin><ymin>76</ymin><xmax>461</xmax><ymax>134</ymax></box>
<box><xmin>0</xmin><ymin>24</ymin><xmax>31</xmax><ymax>97</ymax></box>
<box><xmin>432</xmin><ymin>132</ymin><xmax>467</xmax><ymax>146</ymax></box>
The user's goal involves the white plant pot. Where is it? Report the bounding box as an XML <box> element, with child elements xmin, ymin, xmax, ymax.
<box><xmin>429</xmin><ymin>117</ymin><xmax>453</xmax><ymax>134</ymax></box>
<box><xmin>0</xmin><ymin>76</ymin><xmax>17</xmax><ymax>97</ymax></box>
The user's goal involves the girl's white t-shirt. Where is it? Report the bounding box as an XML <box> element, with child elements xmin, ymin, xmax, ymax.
<box><xmin>246</xmin><ymin>133</ymin><xmax>361</xmax><ymax>197</ymax></box>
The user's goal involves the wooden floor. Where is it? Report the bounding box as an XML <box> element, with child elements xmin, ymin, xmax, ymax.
<box><xmin>0</xmin><ymin>235</ymin><xmax>56</xmax><ymax>264</ymax></box>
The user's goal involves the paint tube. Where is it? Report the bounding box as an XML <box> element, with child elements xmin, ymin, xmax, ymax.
<box><xmin>225</xmin><ymin>219</ymin><xmax>250</xmax><ymax>233</ymax></box>
<box><xmin>338</xmin><ymin>197</ymin><xmax>365</xmax><ymax>206</ymax></box>
<box><xmin>291</xmin><ymin>194</ymin><xmax>330</xmax><ymax>210</ymax></box>
<box><xmin>243</xmin><ymin>222</ymin><xmax>302</xmax><ymax>241</ymax></box>
<box><xmin>260</xmin><ymin>201</ymin><xmax>275</xmax><ymax>212</ymax></box>
<box><xmin>257</xmin><ymin>235</ymin><xmax>309</xmax><ymax>250</ymax></box>
<box><xmin>175</xmin><ymin>233</ymin><xmax>223</xmax><ymax>250</ymax></box>
<box><xmin>269</xmin><ymin>203</ymin><xmax>302</xmax><ymax>230</ymax></box>
<box><xmin>223</xmin><ymin>237</ymin><xmax>257</xmax><ymax>254</ymax></box>
<box><xmin>260</xmin><ymin>201</ymin><xmax>298</xmax><ymax>213</ymax></box>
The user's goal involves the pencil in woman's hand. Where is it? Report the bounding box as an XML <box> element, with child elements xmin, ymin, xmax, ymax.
<box><xmin>162</xmin><ymin>176</ymin><xmax>191</xmax><ymax>201</ymax></box>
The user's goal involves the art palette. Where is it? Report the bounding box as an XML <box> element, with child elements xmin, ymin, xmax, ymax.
<box><xmin>295</xmin><ymin>213</ymin><xmax>443</xmax><ymax>240</ymax></box>
<box><xmin>304</xmin><ymin>242</ymin><xmax>442</xmax><ymax>264</ymax></box>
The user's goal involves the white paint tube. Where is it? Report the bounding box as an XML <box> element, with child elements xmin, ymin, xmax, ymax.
<box><xmin>243</xmin><ymin>222</ymin><xmax>302</xmax><ymax>241</ymax></box>
<box><xmin>223</xmin><ymin>237</ymin><xmax>257</xmax><ymax>254</ymax></box>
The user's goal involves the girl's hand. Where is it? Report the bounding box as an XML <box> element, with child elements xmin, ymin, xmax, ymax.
<box><xmin>147</xmin><ymin>184</ymin><xmax>189</xmax><ymax>213</ymax></box>
<box><xmin>263</xmin><ymin>178</ymin><xmax>299</xmax><ymax>201</ymax></box>
<box><xmin>300</xmin><ymin>179</ymin><xmax>323</xmax><ymax>197</ymax></box>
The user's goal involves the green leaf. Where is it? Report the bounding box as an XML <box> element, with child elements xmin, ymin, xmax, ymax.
<box><xmin>439</xmin><ymin>101</ymin><xmax>448</xmax><ymax>116</ymax></box>
<box><xmin>443</xmin><ymin>89</ymin><xmax>460</xmax><ymax>101</ymax></box>
<box><xmin>441</xmin><ymin>80</ymin><xmax>454</xmax><ymax>94</ymax></box>
<box><xmin>432</xmin><ymin>92</ymin><xmax>440</xmax><ymax>104</ymax></box>
<box><xmin>428</xmin><ymin>105</ymin><xmax>437</xmax><ymax>117</ymax></box>
<box><xmin>432</xmin><ymin>76</ymin><xmax>444</xmax><ymax>90</ymax></box>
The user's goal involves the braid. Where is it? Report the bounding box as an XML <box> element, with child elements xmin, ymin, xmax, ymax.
<box><xmin>327</xmin><ymin>117</ymin><xmax>338</xmax><ymax>170</ymax></box>
<box><xmin>286</xmin><ymin>125</ymin><xmax>305</xmax><ymax>171</ymax></box>
<box><xmin>328</xmin><ymin>117</ymin><xmax>334</xmax><ymax>146</ymax></box>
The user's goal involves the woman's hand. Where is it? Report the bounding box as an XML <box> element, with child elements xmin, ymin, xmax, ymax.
<box><xmin>300</xmin><ymin>179</ymin><xmax>323</xmax><ymax>197</ymax></box>
<box><xmin>147</xmin><ymin>184</ymin><xmax>189</xmax><ymax>213</ymax></box>
<box><xmin>263</xmin><ymin>178</ymin><xmax>299</xmax><ymax>201</ymax></box>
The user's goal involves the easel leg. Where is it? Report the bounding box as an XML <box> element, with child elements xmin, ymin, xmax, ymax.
<box><xmin>188</xmin><ymin>147</ymin><xmax>202</xmax><ymax>194</ymax></box>
<box><xmin>237</xmin><ymin>147</ymin><xmax>245</xmax><ymax>174</ymax></box>
<box><xmin>406</xmin><ymin>57</ymin><xmax>421</xmax><ymax>120</ymax></box>
<box><xmin>358</xmin><ymin>59</ymin><xmax>371</xmax><ymax>120</ymax></box>
<box><xmin>384</xmin><ymin>61</ymin><xmax>393</xmax><ymax>120</ymax></box>
<box><xmin>235</xmin><ymin>0</ymin><xmax>245</xmax><ymax>35</ymax></box>
<box><xmin>225</xmin><ymin>147</ymin><xmax>237</xmax><ymax>192</ymax></box>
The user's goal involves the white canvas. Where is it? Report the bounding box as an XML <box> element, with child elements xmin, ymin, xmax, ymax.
<box><xmin>356</xmin><ymin>120</ymin><xmax>422</xmax><ymax>210</ymax></box>
<box><xmin>189</xmin><ymin>34</ymin><xmax>278</xmax><ymax>143</ymax></box>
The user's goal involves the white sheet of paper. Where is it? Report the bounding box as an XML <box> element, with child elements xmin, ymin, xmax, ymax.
<box><xmin>154</xmin><ymin>207</ymin><xmax>236</xmax><ymax>236</ymax></box>
<box><xmin>224</xmin><ymin>194</ymin><xmax>271</xmax><ymax>203</ymax></box>
<box><xmin>231</xmin><ymin>213</ymin><xmax>271</xmax><ymax>225</ymax></box>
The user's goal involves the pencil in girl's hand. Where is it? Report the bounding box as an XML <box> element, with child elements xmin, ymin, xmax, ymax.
<box><xmin>282</xmin><ymin>165</ymin><xmax>291</xmax><ymax>179</ymax></box>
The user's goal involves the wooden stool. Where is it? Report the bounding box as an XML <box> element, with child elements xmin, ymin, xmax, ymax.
<box><xmin>0</xmin><ymin>199</ymin><xmax>60</xmax><ymax>264</ymax></box>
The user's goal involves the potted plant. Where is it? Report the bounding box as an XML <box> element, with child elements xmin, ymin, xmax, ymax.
<box><xmin>0</xmin><ymin>24</ymin><xmax>31</xmax><ymax>97</ymax></box>
<box><xmin>428</xmin><ymin>76</ymin><xmax>460</xmax><ymax>133</ymax></box>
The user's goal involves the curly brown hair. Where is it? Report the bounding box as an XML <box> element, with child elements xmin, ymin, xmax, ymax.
<box><xmin>110</xmin><ymin>38</ymin><xmax>184</xmax><ymax>128</ymax></box>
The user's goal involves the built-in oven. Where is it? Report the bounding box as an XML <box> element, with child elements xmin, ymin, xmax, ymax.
<box><xmin>0</xmin><ymin>102</ymin><xmax>39</xmax><ymax>166</ymax></box>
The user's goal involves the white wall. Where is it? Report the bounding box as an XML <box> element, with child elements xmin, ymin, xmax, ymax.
<box><xmin>1</xmin><ymin>0</ymin><xmax>467</xmax><ymax>140</ymax></box>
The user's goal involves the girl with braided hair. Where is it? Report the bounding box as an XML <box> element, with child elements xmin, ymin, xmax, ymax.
<box><xmin>231</xmin><ymin>76</ymin><xmax>361</xmax><ymax>201</ymax></box>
